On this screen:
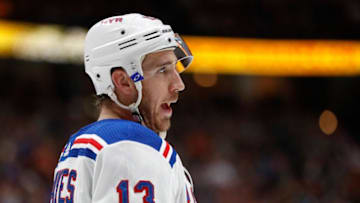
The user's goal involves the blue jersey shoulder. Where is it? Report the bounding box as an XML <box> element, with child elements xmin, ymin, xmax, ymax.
<box><xmin>75</xmin><ymin>119</ymin><xmax>162</xmax><ymax>151</ymax></box>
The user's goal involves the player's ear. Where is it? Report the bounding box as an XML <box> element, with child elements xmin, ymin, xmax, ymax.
<box><xmin>111</xmin><ymin>68</ymin><xmax>136</xmax><ymax>95</ymax></box>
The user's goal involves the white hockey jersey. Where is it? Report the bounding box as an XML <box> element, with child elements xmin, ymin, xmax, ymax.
<box><xmin>50</xmin><ymin>119</ymin><xmax>196</xmax><ymax>203</ymax></box>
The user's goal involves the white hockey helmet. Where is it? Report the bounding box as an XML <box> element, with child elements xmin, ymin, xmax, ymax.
<box><xmin>84</xmin><ymin>13</ymin><xmax>193</xmax><ymax>115</ymax></box>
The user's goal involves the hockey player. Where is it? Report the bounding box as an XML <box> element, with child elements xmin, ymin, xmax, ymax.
<box><xmin>50</xmin><ymin>13</ymin><xmax>196</xmax><ymax>203</ymax></box>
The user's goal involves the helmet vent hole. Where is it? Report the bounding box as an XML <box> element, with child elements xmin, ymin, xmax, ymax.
<box><xmin>118</xmin><ymin>38</ymin><xmax>136</xmax><ymax>46</ymax></box>
<box><xmin>118</xmin><ymin>38</ymin><xmax>138</xmax><ymax>50</ymax></box>
<box><xmin>143</xmin><ymin>31</ymin><xmax>159</xmax><ymax>37</ymax></box>
<box><xmin>145</xmin><ymin>35</ymin><xmax>160</xmax><ymax>41</ymax></box>
<box><xmin>96</xmin><ymin>74</ymin><xmax>100</xmax><ymax>78</ymax></box>
<box><xmin>168</xmin><ymin>38</ymin><xmax>171</xmax><ymax>43</ymax></box>
<box><xmin>121</xmin><ymin>30</ymin><xmax>125</xmax><ymax>35</ymax></box>
<box><xmin>119</xmin><ymin>43</ymin><xmax>138</xmax><ymax>50</ymax></box>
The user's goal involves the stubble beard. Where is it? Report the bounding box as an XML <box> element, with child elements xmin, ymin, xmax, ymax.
<box><xmin>139</xmin><ymin>104</ymin><xmax>171</xmax><ymax>133</ymax></box>
<box><xmin>156</xmin><ymin>116</ymin><xmax>171</xmax><ymax>132</ymax></box>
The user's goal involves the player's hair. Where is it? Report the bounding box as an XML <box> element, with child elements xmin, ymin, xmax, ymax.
<box><xmin>94</xmin><ymin>94</ymin><xmax>111</xmax><ymax>110</ymax></box>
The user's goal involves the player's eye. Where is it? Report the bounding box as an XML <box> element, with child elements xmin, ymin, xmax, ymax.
<box><xmin>158</xmin><ymin>67</ymin><xmax>167</xmax><ymax>73</ymax></box>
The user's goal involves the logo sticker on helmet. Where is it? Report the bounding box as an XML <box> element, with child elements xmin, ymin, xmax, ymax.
<box><xmin>130</xmin><ymin>72</ymin><xmax>144</xmax><ymax>82</ymax></box>
<box><xmin>101</xmin><ymin>17</ymin><xmax>123</xmax><ymax>24</ymax></box>
<box><xmin>162</xmin><ymin>28</ymin><xmax>173</xmax><ymax>33</ymax></box>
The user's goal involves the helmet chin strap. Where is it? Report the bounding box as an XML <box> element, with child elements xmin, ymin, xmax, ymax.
<box><xmin>107</xmin><ymin>83</ymin><xmax>143</xmax><ymax>123</ymax></box>
<box><xmin>107</xmin><ymin>83</ymin><xmax>168</xmax><ymax>139</ymax></box>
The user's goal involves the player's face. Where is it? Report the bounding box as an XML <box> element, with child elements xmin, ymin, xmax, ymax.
<box><xmin>139</xmin><ymin>50</ymin><xmax>185</xmax><ymax>133</ymax></box>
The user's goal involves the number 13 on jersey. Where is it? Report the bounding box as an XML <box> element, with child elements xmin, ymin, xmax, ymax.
<box><xmin>117</xmin><ymin>180</ymin><xmax>155</xmax><ymax>203</ymax></box>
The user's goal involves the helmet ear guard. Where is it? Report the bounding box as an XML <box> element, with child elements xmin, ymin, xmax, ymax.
<box><xmin>84</xmin><ymin>13</ymin><xmax>193</xmax><ymax>117</ymax></box>
<box><xmin>85</xmin><ymin>65</ymin><xmax>113</xmax><ymax>95</ymax></box>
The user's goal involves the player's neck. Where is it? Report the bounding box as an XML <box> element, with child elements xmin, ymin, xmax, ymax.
<box><xmin>98</xmin><ymin>101</ymin><xmax>135</xmax><ymax>122</ymax></box>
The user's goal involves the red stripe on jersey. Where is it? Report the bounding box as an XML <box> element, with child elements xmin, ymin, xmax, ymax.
<box><xmin>186</xmin><ymin>187</ymin><xmax>190</xmax><ymax>203</ymax></box>
<box><xmin>74</xmin><ymin>138</ymin><xmax>103</xmax><ymax>150</ymax></box>
<box><xmin>163</xmin><ymin>142</ymin><xmax>170</xmax><ymax>158</ymax></box>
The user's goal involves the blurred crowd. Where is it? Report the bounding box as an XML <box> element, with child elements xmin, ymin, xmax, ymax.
<box><xmin>1</xmin><ymin>59</ymin><xmax>360</xmax><ymax>203</ymax></box>
<box><xmin>174</xmin><ymin>97</ymin><xmax>360</xmax><ymax>203</ymax></box>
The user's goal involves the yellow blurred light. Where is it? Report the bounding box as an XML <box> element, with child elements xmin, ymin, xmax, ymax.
<box><xmin>0</xmin><ymin>20</ymin><xmax>31</xmax><ymax>57</ymax></box>
<box><xmin>319</xmin><ymin>110</ymin><xmax>338</xmax><ymax>135</ymax></box>
<box><xmin>184</xmin><ymin>36</ymin><xmax>360</xmax><ymax>76</ymax></box>
<box><xmin>1</xmin><ymin>20</ymin><xmax>360</xmax><ymax>76</ymax></box>
<box><xmin>0</xmin><ymin>20</ymin><xmax>85</xmax><ymax>63</ymax></box>
<box><xmin>176</xmin><ymin>63</ymin><xmax>186</xmax><ymax>73</ymax></box>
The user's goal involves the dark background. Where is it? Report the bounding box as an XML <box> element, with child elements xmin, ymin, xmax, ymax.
<box><xmin>1</xmin><ymin>0</ymin><xmax>360</xmax><ymax>202</ymax></box>
<box><xmin>4</xmin><ymin>0</ymin><xmax>360</xmax><ymax>39</ymax></box>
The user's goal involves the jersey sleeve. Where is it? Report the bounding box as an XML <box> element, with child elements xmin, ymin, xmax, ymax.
<box><xmin>92</xmin><ymin>141</ymin><xmax>176</xmax><ymax>203</ymax></box>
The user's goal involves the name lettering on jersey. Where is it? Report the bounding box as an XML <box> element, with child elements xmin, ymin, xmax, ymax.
<box><xmin>50</xmin><ymin>168</ymin><xmax>77</xmax><ymax>203</ymax></box>
<box><xmin>101</xmin><ymin>17</ymin><xmax>123</xmax><ymax>24</ymax></box>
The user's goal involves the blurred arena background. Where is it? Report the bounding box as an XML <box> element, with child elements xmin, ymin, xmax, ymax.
<box><xmin>1</xmin><ymin>0</ymin><xmax>360</xmax><ymax>202</ymax></box>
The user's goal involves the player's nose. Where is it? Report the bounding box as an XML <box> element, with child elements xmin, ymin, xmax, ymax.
<box><xmin>170</xmin><ymin>70</ymin><xmax>185</xmax><ymax>93</ymax></box>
